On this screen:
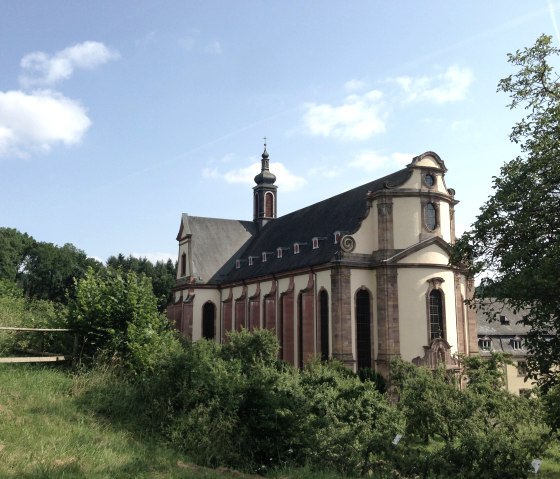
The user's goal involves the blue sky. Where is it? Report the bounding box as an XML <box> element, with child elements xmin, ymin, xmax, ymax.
<box><xmin>1</xmin><ymin>1</ymin><xmax>559</xmax><ymax>264</ymax></box>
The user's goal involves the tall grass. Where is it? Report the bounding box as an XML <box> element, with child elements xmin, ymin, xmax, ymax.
<box><xmin>0</xmin><ymin>364</ymin><xmax>257</xmax><ymax>479</ymax></box>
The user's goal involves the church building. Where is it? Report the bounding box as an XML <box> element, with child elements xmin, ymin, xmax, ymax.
<box><xmin>167</xmin><ymin>145</ymin><xmax>479</xmax><ymax>376</ymax></box>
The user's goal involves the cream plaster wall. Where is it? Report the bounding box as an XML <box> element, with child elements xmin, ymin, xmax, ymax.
<box><xmin>352</xmin><ymin>205</ymin><xmax>377</xmax><ymax>253</ymax></box>
<box><xmin>397</xmin><ymin>243</ymin><xmax>450</xmax><ymax>265</ymax></box>
<box><xmin>190</xmin><ymin>288</ymin><xmax>222</xmax><ymax>341</ymax></box>
<box><xmin>397</xmin><ymin>268</ymin><xmax>458</xmax><ymax>361</ymax></box>
<box><xmin>504</xmin><ymin>362</ymin><xmax>536</xmax><ymax>395</ymax></box>
<box><xmin>393</xmin><ymin>197</ymin><xmax>421</xmax><ymax>248</ymax></box>
<box><xmin>414</xmin><ymin>156</ymin><xmax>441</xmax><ymax>169</ymax></box>
<box><xmin>438</xmin><ymin>201</ymin><xmax>452</xmax><ymax>243</ymax></box>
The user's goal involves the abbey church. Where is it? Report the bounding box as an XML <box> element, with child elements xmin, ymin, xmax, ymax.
<box><xmin>167</xmin><ymin>146</ymin><xmax>479</xmax><ymax>375</ymax></box>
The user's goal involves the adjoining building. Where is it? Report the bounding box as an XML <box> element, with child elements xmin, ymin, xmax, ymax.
<box><xmin>167</xmin><ymin>145</ymin><xmax>479</xmax><ymax>376</ymax></box>
<box><xmin>477</xmin><ymin>305</ymin><xmax>536</xmax><ymax>395</ymax></box>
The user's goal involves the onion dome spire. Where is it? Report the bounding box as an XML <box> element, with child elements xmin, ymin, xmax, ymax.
<box><xmin>254</xmin><ymin>138</ymin><xmax>276</xmax><ymax>185</ymax></box>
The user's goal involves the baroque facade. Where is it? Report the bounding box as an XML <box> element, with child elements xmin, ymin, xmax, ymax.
<box><xmin>167</xmin><ymin>146</ymin><xmax>479</xmax><ymax>376</ymax></box>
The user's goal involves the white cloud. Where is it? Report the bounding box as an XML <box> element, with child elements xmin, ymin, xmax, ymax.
<box><xmin>205</xmin><ymin>41</ymin><xmax>222</xmax><ymax>55</ymax></box>
<box><xmin>203</xmin><ymin>161</ymin><xmax>306</xmax><ymax>192</ymax></box>
<box><xmin>350</xmin><ymin>150</ymin><xmax>412</xmax><ymax>172</ymax></box>
<box><xmin>307</xmin><ymin>165</ymin><xmax>342</xmax><ymax>178</ymax></box>
<box><xmin>344</xmin><ymin>79</ymin><xmax>366</xmax><ymax>92</ymax></box>
<box><xmin>20</xmin><ymin>41</ymin><xmax>119</xmax><ymax>87</ymax></box>
<box><xmin>131</xmin><ymin>252</ymin><xmax>175</xmax><ymax>264</ymax></box>
<box><xmin>395</xmin><ymin>65</ymin><xmax>473</xmax><ymax>104</ymax></box>
<box><xmin>0</xmin><ymin>89</ymin><xmax>91</xmax><ymax>157</ymax></box>
<box><xmin>302</xmin><ymin>89</ymin><xmax>386</xmax><ymax>141</ymax></box>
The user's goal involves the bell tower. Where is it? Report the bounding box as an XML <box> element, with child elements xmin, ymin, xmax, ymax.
<box><xmin>253</xmin><ymin>140</ymin><xmax>277</xmax><ymax>228</ymax></box>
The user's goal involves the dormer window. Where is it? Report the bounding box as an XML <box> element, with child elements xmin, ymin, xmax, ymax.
<box><xmin>479</xmin><ymin>336</ymin><xmax>492</xmax><ymax>351</ymax></box>
<box><xmin>511</xmin><ymin>336</ymin><xmax>522</xmax><ymax>350</ymax></box>
<box><xmin>248</xmin><ymin>256</ymin><xmax>254</xmax><ymax>266</ymax></box>
<box><xmin>294</xmin><ymin>243</ymin><xmax>300</xmax><ymax>254</ymax></box>
<box><xmin>262</xmin><ymin>252</ymin><xmax>273</xmax><ymax>262</ymax></box>
<box><xmin>334</xmin><ymin>231</ymin><xmax>341</xmax><ymax>244</ymax></box>
<box><xmin>277</xmin><ymin>247</ymin><xmax>283</xmax><ymax>259</ymax></box>
<box><xmin>312</xmin><ymin>238</ymin><xmax>319</xmax><ymax>249</ymax></box>
<box><xmin>235</xmin><ymin>259</ymin><xmax>241</xmax><ymax>269</ymax></box>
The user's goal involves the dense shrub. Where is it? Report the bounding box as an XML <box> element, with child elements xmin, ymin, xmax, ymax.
<box><xmin>302</xmin><ymin>359</ymin><xmax>403</xmax><ymax>476</ymax></box>
<box><xmin>68</xmin><ymin>267</ymin><xmax>181</xmax><ymax>374</ymax></box>
<box><xmin>0</xmin><ymin>280</ymin><xmax>69</xmax><ymax>355</ymax></box>
<box><xmin>390</xmin><ymin>356</ymin><xmax>552</xmax><ymax>479</ymax></box>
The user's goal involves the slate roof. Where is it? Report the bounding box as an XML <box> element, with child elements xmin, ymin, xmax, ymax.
<box><xmin>222</xmin><ymin>167</ymin><xmax>413</xmax><ymax>283</ymax></box>
<box><xmin>180</xmin><ymin>215</ymin><xmax>257</xmax><ymax>284</ymax></box>
<box><xmin>476</xmin><ymin>302</ymin><xmax>530</xmax><ymax>356</ymax></box>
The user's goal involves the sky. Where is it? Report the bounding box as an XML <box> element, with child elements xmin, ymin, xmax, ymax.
<box><xmin>1</xmin><ymin>1</ymin><xmax>559</xmax><ymax>264</ymax></box>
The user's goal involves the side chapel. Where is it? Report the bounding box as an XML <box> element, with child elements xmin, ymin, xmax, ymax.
<box><xmin>167</xmin><ymin>145</ymin><xmax>479</xmax><ymax>376</ymax></box>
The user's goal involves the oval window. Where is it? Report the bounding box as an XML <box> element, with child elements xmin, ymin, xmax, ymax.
<box><xmin>424</xmin><ymin>173</ymin><xmax>435</xmax><ymax>187</ymax></box>
<box><xmin>425</xmin><ymin>203</ymin><xmax>437</xmax><ymax>230</ymax></box>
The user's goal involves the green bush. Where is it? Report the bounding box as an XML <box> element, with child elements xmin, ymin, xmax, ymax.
<box><xmin>0</xmin><ymin>281</ymin><xmax>69</xmax><ymax>356</ymax></box>
<box><xmin>68</xmin><ymin>267</ymin><xmax>181</xmax><ymax>375</ymax></box>
<box><xmin>302</xmin><ymin>360</ymin><xmax>403</xmax><ymax>476</ymax></box>
<box><xmin>390</xmin><ymin>356</ymin><xmax>552</xmax><ymax>479</ymax></box>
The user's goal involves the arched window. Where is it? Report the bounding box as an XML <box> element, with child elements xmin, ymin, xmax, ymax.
<box><xmin>425</xmin><ymin>202</ymin><xmax>437</xmax><ymax>231</ymax></box>
<box><xmin>429</xmin><ymin>289</ymin><xmax>444</xmax><ymax>340</ymax></box>
<box><xmin>356</xmin><ymin>289</ymin><xmax>372</xmax><ymax>370</ymax></box>
<box><xmin>319</xmin><ymin>290</ymin><xmax>329</xmax><ymax>361</ymax></box>
<box><xmin>254</xmin><ymin>193</ymin><xmax>259</xmax><ymax>218</ymax></box>
<box><xmin>265</xmin><ymin>192</ymin><xmax>274</xmax><ymax>217</ymax></box>
<box><xmin>202</xmin><ymin>302</ymin><xmax>216</xmax><ymax>340</ymax></box>
<box><xmin>180</xmin><ymin>252</ymin><xmax>187</xmax><ymax>277</ymax></box>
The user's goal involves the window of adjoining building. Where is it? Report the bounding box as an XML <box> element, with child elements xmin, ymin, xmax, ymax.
<box><xmin>479</xmin><ymin>337</ymin><xmax>491</xmax><ymax>351</ymax></box>
<box><xmin>511</xmin><ymin>336</ymin><xmax>522</xmax><ymax>350</ymax></box>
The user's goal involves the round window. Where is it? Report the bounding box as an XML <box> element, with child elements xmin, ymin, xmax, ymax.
<box><xmin>424</xmin><ymin>173</ymin><xmax>435</xmax><ymax>187</ymax></box>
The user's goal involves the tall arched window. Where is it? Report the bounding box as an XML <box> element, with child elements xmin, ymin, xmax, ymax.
<box><xmin>356</xmin><ymin>289</ymin><xmax>372</xmax><ymax>370</ymax></box>
<box><xmin>425</xmin><ymin>202</ymin><xmax>437</xmax><ymax>231</ymax></box>
<box><xmin>319</xmin><ymin>290</ymin><xmax>329</xmax><ymax>361</ymax></box>
<box><xmin>202</xmin><ymin>302</ymin><xmax>216</xmax><ymax>340</ymax></box>
<box><xmin>180</xmin><ymin>252</ymin><xmax>187</xmax><ymax>277</ymax></box>
<box><xmin>265</xmin><ymin>192</ymin><xmax>274</xmax><ymax>217</ymax></box>
<box><xmin>429</xmin><ymin>289</ymin><xmax>444</xmax><ymax>340</ymax></box>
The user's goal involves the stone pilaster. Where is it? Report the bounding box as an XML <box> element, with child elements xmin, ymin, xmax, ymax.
<box><xmin>281</xmin><ymin>277</ymin><xmax>295</xmax><ymax>364</ymax></box>
<box><xmin>376</xmin><ymin>266</ymin><xmax>400</xmax><ymax>377</ymax></box>
<box><xmin>330</xmin><ymin>265</ymin><xmax>353</xmax><ymax>366</ymax></box>
<box><xmin>300</xmin><ymin>273</ymin><xmax>316</xmax><ymax>365</ymax></box>
<box><xmin>377</xmin><ymin>196</ymin><xmax>394</xmax><ymax>252</ymax></box>
<box><xmin>249</xmin><ymin>283</ymin><xmax>261</xmax><ymax>330</ymax></box>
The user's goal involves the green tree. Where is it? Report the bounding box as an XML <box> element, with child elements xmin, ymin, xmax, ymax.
<box><xmin>21</xmin><ymin>242</ymin><xmax>101</xmax><ymax>302</ymax></box>
<box><xmin>0</xmin><ymin>228</ymin><xmax>33</xmax><ymax>283</ymax></box>
<box><xmin>390</xmin><ymin>356</ymin><xmax>551</xmax><ymax>479</ymax></box>
<box><xmin>452</xmin><ymin>34</ymin><xmax>560</xmax><ymax>389</ymax></box>
<box><xmin>68</xmin><ymin>267</ymin><xmax>178</xmax><ymax>373</ymax></box>
<box><xmin>106</xmin><ymin>254</ymin><xmax>176</xmax><ymax>311</ymax></box>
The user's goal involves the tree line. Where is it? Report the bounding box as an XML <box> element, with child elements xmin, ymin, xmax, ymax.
<box><xmin>0</xmin><ymin>227</ymin><xmax>176</xmax><ymax>311</ymax></box>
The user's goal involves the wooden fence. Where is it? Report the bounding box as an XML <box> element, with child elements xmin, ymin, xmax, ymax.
<box><xmin>0</xmin><ymin>326</ymin><xmax>77</xmax><ymax>363</ymax></box>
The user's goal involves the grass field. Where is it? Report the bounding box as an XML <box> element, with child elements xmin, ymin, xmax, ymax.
<box><xmin>0</xmin><ymin>364</ymin><xmax>347</xmax><ymax>479</ymax></box>
<box><xmin>0</xmin><ymin>364</ymin><xmax>558</xmax><ymax>479</ymax></box>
